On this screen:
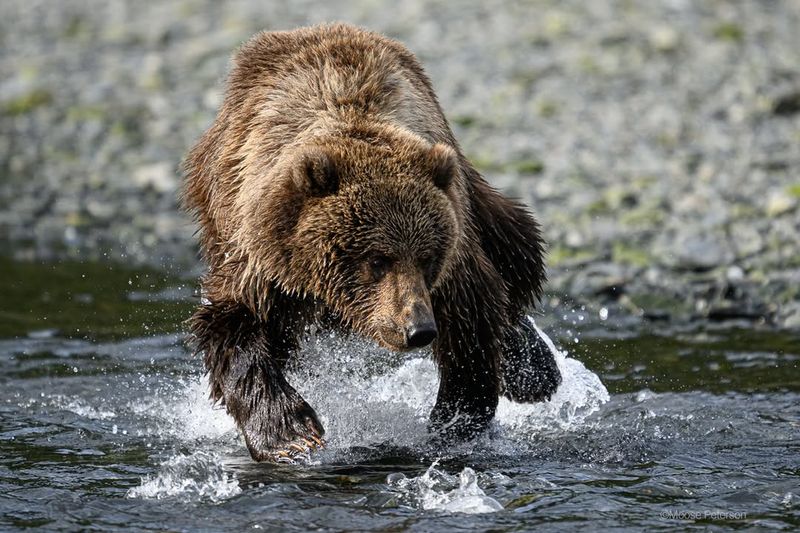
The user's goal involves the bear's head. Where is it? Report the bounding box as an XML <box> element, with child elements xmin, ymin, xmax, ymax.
<box><xmin>241</xmin><ymin>134</ymin><xmax>461</xmax><ymax>352</ymax></box>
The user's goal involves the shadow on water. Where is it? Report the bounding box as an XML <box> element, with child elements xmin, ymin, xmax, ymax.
<box><xmin>1</xmin><ymin>260</ymin><xmax>799</xmax><ymax>530</ymax></box>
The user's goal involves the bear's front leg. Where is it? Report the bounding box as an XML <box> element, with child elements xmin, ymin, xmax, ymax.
<box><xmin>428</xmin><ymin>356</ymin><xmax>499</xmax><ymax>441</ymax></box>
<box><xmin>428</xmin><ymin>318</ymin><xmax>500</xmax><ymax>440</ymax></box>
<box><xmin>190</xmin><ymin>301</ymin><xmax>324</xmax><ymax>462</ymax></box>
<box><xmin>222</xmin><ymin>344</ymin><xmax>324</xmax><ymax>462</ymax></box>
<box><xmin>499</xmin><ymin>316</ymin><xmax>562</xmax><ymax>403</ymax></box>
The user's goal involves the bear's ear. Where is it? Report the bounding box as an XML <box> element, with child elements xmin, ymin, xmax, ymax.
<box><xmin>425</xmin><ymin>143</ymin><xmax>458</xmax><ymax>190</ymax></box>
<box><xmin>293</xmin><ymin>147</ymin><xmax>339</xmax><ymax>196</ymax></box>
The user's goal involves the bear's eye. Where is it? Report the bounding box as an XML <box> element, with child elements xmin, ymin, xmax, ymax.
<box><xmin>369</xmin><ymin>255</ymin><xmax>392</xmax><ymax>279</ymax></box>
<box><xmin>422</xmin><ymin>257</ymin><xmax>439</xmax><ymax>284</ymax></box>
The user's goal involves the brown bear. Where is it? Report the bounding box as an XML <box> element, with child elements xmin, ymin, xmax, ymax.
<box><xmin>183</xmin><ymin>23</ymin><xmax>561</xmax><ymax>462</ymax></box>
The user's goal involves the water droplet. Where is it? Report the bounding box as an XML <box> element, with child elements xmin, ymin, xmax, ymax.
<box><xmin>599</xmin><ymin>307</ymin><xmax>609</xmax><ymax>320</ymax></box>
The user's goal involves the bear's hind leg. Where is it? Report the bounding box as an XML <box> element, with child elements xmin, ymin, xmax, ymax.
<box><xmin>190</xmin><ymin>301</ymin><xmax>324</xmax><ymax>462</ymax></box>
<box><xmin>500</xmin><ymin>317</ymin><xmax>561</xmax><ymax>403</ymax></box>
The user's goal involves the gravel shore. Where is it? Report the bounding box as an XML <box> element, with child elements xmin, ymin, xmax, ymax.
<box><xmin>1</xmin><ymin>0</ymin><xmax>798</xmax><ymax>327</ymax></box>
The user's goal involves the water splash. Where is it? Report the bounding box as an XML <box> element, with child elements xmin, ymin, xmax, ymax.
<box><xmin>51</xmin><ymin>395</ymin><xmax>117</xmax><ymax>420</ymax></box>
<box><xmin>126</xmin><ymin>451</ymin><xmax>241</xmax><ymax>503</ymax></box>
<box><xmin>125</xmin><ymin>318</ymin><xmax>607</xmax><ymax>469</ymax></box>
<box><xmin>289</xmin><ymin>331</ymin><xmax>435</xmax><ymax>449</ymax></box>
<box><xmin>127</xmin><ymin>377</ymin><xmax>236</xmax><ymax>442</ymax></box>
<box><xmin>289</xmin><ymin>318</ymin><xmax>608</xmax><ymax>451</ymax></box>
<box><xmin>496</xmin><ymin>319</ymin><xmax>610</xmax><ymax>435</ymax></box>
<box><xmin>388</xmin><ymin>461</ymin><xmax>504</xmax><ymax>513</ymax></box>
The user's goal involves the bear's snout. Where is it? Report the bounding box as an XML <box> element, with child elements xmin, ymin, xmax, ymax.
<box><xmin>406</xmin><ymin>320</ymin><xmax>437</xmax><ymax>348</ymax></box>
<box><xmin>404</xmin><ymin>302</ymin><xmax>437</xmax><ymax>348</ymax></box>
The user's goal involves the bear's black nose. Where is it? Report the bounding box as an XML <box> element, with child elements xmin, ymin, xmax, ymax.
<box><xmin>406</xmin><ymin>322</ymin><xmax>437</xmax><ymax>348</ymax></box>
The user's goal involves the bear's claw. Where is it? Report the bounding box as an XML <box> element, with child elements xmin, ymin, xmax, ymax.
<box><xmin>270</xmin><ymin>436</ymin><xmax>325</xmax><ymax>464</ymax></box>
<box><xmin>305</xmin><ymin>434</ymin><xmax>325</xmax><ymax>447</ymax></box>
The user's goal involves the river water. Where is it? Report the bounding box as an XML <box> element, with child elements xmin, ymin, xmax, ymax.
<box><xmin>1</xmin><ymin>264</ymin><xmax>798</xmax><ymax>531</ymax></box>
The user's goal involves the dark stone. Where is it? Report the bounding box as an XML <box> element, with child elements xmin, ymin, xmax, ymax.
<box><xmin>773</xmin><ymin>90</ymin><xmax>800</xmax><ymax>116</ymax></box>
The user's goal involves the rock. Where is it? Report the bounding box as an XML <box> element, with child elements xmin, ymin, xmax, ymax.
<box><xmin>782</xmin><ymin>302</ymin><xmax>800</xmax><ymax>329</ymax></box>
<box><xmin>728</xmin><ymin>221</ymin><xmax>764</xmax><ymax>258</ymax></box>
<box><xmin>726</xmin><ymin>265</ymin><xmax>745</xmax><ymax>282</ymax></box>
<box><xmin>569</xmin><ymin>262</ymin><xmax>630</xmax><ymax>300</ymax></box>
<box><xmin>772</xmin><ymin>89</ymin><xmax>800</xmax><ymax>116</ymax></box>
<box><xmin>86</xmin><ymin>200</ymin><xmax>116</xmax><ymax>221</ymax></box>
<box><xmin>706</xmin><ymin>303</ymin><xmax>770</xmax><ymax>322</ymax></box>
<box><xmin>132</xmin><ymin>162</ymin><xmax>177</xmax><ymax>193</ymax></box>
<box><xmin>657</xmin><ymin>230</ymin><xmax>734</xmax><ymax>272</ymax></box>
<box><xmin>766</xmin><ymin>190</ymin><xmax>797</xmax><ymax>217</ymax></box>
<box><xmin>649</xmin><ymin>26</ymin><xmax>679</xmax><ymax>52</ymax></box>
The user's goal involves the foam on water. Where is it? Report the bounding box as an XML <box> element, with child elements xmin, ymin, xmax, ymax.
<box><xmin>126</xmin><ymin>451</ymin><xmax>241</xmax><ymax>502</ymax></box>
<box><xmin>388</xmin><ymin>460</ymin><xmax>504</xmax><ymax>513</ymax></box>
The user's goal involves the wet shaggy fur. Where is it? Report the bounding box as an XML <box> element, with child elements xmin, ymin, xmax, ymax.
<box><xmin>183</xmin><ymin>23</ymin><xmax>561</xmax><ymax>461</ymax></box>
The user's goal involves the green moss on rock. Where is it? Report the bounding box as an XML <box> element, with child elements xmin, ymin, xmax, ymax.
<box><xmin>713</xmin><ymin>22</ymin><xmax>744</xmax><ymax>42</ymax></box>
<box><xmin>2</xmin><ymin>89</ymin><xmax>52</xmax><ymax>115</ymax></box>
<box><xmin>612</xmin><ymin>242</ymin><xmax>651</xmax><ymax>267</ymax></box>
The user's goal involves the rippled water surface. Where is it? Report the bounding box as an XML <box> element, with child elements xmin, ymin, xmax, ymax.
<box><xmin>1</xmin><ymin>263</ymin><xmax>799</xmax><ymax>531</ymax></box>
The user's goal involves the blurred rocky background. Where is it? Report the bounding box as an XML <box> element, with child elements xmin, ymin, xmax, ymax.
<box><xmin>1</xmin><ymin>0</ymin><xmax>798</xmax><ymax>327</ymax></box>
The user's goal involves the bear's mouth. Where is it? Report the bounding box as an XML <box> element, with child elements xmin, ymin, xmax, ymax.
<box><xmin>375</xmin><ymin>327</ymin><xmax>437</xmax><ymax>353</ymax></box>
<box><xmin>375</xmin><ymin>328</ymin><xmax>411</xmax><ymax>353</ymax></box>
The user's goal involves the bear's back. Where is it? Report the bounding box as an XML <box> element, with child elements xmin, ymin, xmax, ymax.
<box><xmin>227</xmin><ymin>24</ymin><xmax>453</xmax><ymax>149</ymax></box>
